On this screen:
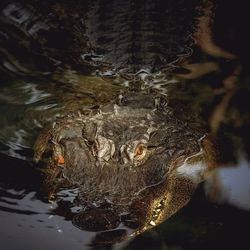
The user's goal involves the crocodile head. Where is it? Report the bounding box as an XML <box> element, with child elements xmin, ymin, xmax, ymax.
<box><xmin>34</xmin><ymin>91</ymin><xmax>211</xmax><ymax>241</ymax></box>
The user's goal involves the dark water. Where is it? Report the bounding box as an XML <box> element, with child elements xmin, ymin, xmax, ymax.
<box><xmin>1</xmin><ymin>1</ymin><xmax>250</xmax><ymax>249</ymax></box>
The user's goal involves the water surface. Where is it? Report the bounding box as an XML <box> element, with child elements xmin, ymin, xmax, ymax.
<box><xmin>1</xmin><ymin>1</ymin><xmax>250</xmax><ymax>249</ymax></box>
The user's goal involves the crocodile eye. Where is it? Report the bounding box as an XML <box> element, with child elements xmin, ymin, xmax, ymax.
<box><xmin>134</xmin><ymin>143</ymin><xmax>147</xmax><ymax>160</ymax></box>
<box><xmin>53</xmin><ymin>144</ymin><xmax>65</xmax><ymax>165</ymax></box>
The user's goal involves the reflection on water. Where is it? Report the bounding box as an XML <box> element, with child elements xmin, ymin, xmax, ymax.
<box><xmin>0</xmin><ymin>189</ymin><xmax>94</xmax><ymax>250</ymax></box>
<box><xmin>0</xmin><ymin>0</ymin><xmax>250</xmax><ymax>249</ymax></box>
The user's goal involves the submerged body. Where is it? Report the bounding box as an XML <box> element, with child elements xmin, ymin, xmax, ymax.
<box><xmin>0</xmin><ymin>0</ymin><xmax>205</xmax><ymax>74</ymax></box>
<box><xmin>34</xmin><ymin>89</ymin><xmax>214</xmax><ymax>237</ymax></box>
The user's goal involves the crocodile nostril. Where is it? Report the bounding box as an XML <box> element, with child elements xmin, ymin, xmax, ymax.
<box><xmin>72</xmin><ymin>208</ymin><xmax>120</xmax><ymax>232</ymax></box>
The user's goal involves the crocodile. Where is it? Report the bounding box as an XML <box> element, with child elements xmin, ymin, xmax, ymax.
<box><xmin>1</xmin><ymin>0</ymin><xmax>220</xmax><ymax>244</ymax></box>
<box><xmin>33</xmin><ymin>87</ymin><xmax>218</xmax><ymax>242</ymax></box>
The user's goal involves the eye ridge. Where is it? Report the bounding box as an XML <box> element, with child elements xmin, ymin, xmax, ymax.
<box><xmin>91</xmin><ymin>136</ymin><xmax>115</xmax><ymax>161</ymax></box>
<box><xmin>91</xmin><ymin>139</ymin><xmax>100</xmax><ymax>157</ymax></box>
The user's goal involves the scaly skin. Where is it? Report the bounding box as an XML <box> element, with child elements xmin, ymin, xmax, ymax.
<box><xmin>34</xmin><ymin>90</ymin><xmax>217</xmax><ymax>239</ymax></box>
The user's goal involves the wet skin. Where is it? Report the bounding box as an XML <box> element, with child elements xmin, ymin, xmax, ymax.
<box><xmin>34</xmin><ymin>90</ymin><xmax>215</xmax><ymax>239</ymax></box>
